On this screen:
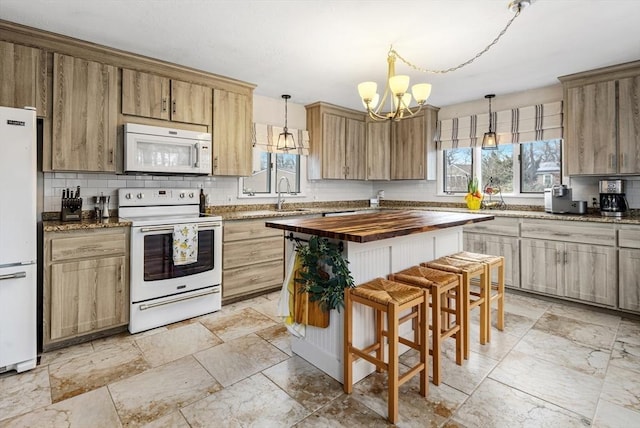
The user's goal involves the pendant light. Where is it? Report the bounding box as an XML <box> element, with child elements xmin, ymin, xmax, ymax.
<box><xmin>276</xmin><ymin>94</ymin><xmax>296</xmax><ymax>151</ymax></box>
<box><xmin>482</xmin><ymin>94</ymin><xmax>498</xmax><ymax>150</ymax></box>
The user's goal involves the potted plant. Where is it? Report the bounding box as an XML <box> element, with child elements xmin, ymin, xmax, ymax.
<box><xmin>294</xmin><ymin>235</ymin><xmax>355</xmax><ymax>327</ymax></box>
<box><xmin>465</xmin><ymin>176</ymin><xmax>483</xmax><ymax>210</ymax></box>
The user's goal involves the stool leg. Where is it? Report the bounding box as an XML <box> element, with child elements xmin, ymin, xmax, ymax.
<box><xmin>497</xmin><ymin>261</ymin><xmax>505</xmax><ymax>331</ymax></box>
<box><xmin>420</xmin><ymin>289</ymin><xmax>429</xmax><ymax>397</ymax></box>
<box><xmin>343</xmin><ymin>289</ymin><xmax>353</xmax><ymax>394</ymax></box>
<box><xmin>454</xmin><ymin>275</ymin><xmax>463</xmax><ymax>366</ymax></box>
<box><xmin>431</xmin><ymin>285</ymin><xmax>441</xmax><ymax>385</ymax></box>
<box><xmin>480</xmin><ymin>270</ymin><xmax>489</xmax><ymax>345</ymax></box>
<box><xmin>461</xmin><ymin>274</ymin><xmax>471</xmax><ymax>360</ymax></box>
<box><xmin>388</xmin><ymin>301</ymin><xmax>399</xmax><ymax>424</ymax></box>
<box><xmin>376</xmin><ymin>308</ymin><xmax>383</xmax><ymax>373</ymax></box>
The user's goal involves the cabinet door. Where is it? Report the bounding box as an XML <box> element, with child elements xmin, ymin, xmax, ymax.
<box><xmin>366</xmin><ymin>120</ymin><xmax>390</xmax><ymax>180</ymax></box>
<box><xmin>52</xmin><ymin>54</ymin><xmax>117</xmax><ymax>171</ymax></box>
<box><xmin>566</xmin><ymin>81</ymin><xmax>616</xmax><ymax>175</ymax></box>
<box><xmin>345</xmin><ymin>117</ymin><xmax>366</xmax><ymax>180</ymax></box>
<box><xmin>321</xmin><ymin>113</ymin><xmax>347</xmax><ymax>179</ymax></box>
<box><xmin>520</xmin><ymin>239</ymin><xmax>563</xmax><ymax>296</ymax></box>
<box><xmin>391</xmin><ymin>114</ymin><xmax>425</xmax><ymax>179</ymax></box>
<box><xmin>483</xmin><ymin>235</ymin><xmax>520</xmax><ymax>289</ymax></box>
<box><xmin>0</xmin><ymin>41</ymin><xmax>47</xmax><ymax>116</ymax></box>
<box><xmin>170</xmin><ymin>80</ymin><xmax>212</xmax><ymax>125</ymax></box>
<box><xmin>49</xmin><ymin>256</ymin><xmax>128</xmax><ymax>341</ymax></box>
<box><xmin>618</xmin><ymin>76</ymin><xmax>640</xmax><ymax>174</ymax></box>
<box><xmin>121</xmin><ymin>69</ymin><xmax>170</xmax><ymax>120</ymax></box>
<box><xmin>212</xmin><ymin>89</ymin><xmax>252</xmax><ymax>176</ymax></box>
<box><xmin>564</xmin><ymin>243</ymin><xmax>616</xmax><ymax>306</ymax></box>
<box><xmin>619</xmin><ymin>248</ymin><xmax>640</xmax><ymax>312</ymax></box>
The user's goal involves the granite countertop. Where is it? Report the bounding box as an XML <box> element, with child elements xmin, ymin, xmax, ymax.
<box><xmin>265</xmin><ymin>210</ymin><xmax>494</xmax><ymax>243</ymax></box>
<box><xmin>43</xmin><ymin>217</ymin><xmax>132</xmax><ymax>232</ymax></box>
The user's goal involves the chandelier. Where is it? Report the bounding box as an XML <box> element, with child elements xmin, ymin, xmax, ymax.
<box><xmin>358</xmin><ymin>0</ymin><xmax>532</xmax><ymax>122</ymax></box>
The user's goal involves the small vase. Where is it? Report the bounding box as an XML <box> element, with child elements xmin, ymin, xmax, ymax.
<box><xmin>465</xmin><ymin>194</ymin><xmax>482</xmax><ymax>210</ymax></box>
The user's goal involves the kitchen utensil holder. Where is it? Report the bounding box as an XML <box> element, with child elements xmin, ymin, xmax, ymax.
<box><xmin>61</xmin><ymin>198</ymin><xmax>82</xmax><ymax>221</ymax></box>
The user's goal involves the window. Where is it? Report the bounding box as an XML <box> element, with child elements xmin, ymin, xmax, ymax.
<box><xmin>241</xmin><ymin>151</ymin><xmax>304</xmax><ymax>197</ymax></box>
<box><xmin>440</xmin><ymin>139</ymin><xmax>562</xmax><ymax>195</ymax></box>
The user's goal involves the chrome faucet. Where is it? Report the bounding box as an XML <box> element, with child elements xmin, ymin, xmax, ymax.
<box><xmin>277</xmin><ymin>176</ymin><xmax>291</xmax><ymax>210</ymax></box>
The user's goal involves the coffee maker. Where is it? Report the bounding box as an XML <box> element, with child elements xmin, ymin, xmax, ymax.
<box><xmin>599</xmin><ymin>179</ymin><xmax>629</xmax><ymax>217</ymax></box>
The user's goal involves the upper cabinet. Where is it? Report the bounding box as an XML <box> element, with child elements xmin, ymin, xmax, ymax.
<box><xmin>560</xmin><ymin>61</ymin><xmax>640</xmax><ymax>175</ymax></box>
<box><xmin>0</xmin><ymin>41</ymin><xmax>47</xmax><ymax>116</ymax></box>
<box><xmin>52</xmin><ymin>53</ymin><xmax>117</xmax><ymax>172</ymax></box>
<box><xmin>212</xmin><ymin>89</ymin><xmax>252</xmax><ymax>176</ymax></box>
<box><xmin>122</xmin><ymin>69</ymin><xmax>212</xmax><ymax>126</ymax></box>
<box><xmin>366</xmin><ymin>120</ymin><xmax>390</xmax><ymax>180</ymax></box>
<box><xmin>306</xmin><ymin>102</ymin><xmax>366</xmax><ymax>180</ymax></box>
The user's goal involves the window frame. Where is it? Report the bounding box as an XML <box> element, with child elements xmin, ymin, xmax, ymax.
<box><xmin>436</xmin><ymin>139</ymin><xmax>563</xmax><ymax>197</ymax></box>
<box><xmin>238</xmin><ymin>152</ymin><xmax>307</xmax><ymax>199</ymax></box>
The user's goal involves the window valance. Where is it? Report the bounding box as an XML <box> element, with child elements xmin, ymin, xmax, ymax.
<box><xmin>252</xmin><ymin>123</ymin><xmax>310</xmax><ymax>155</ymax></box>
<box><xmin>436</xmin><ymin>101</ymin><xmax>563</xmax><ymax>149</ymax></box>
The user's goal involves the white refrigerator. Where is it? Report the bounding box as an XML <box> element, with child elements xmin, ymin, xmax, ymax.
<box><xmin>0</xmin><ymin>106</ymin><xmax>37</xmax><ymax>373</ymax></box>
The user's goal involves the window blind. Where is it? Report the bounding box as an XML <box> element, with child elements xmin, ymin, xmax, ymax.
<box><xmin>252</xmin><ymin>123</ymin><xmax>310</xmax><ymax>155</ymax></box>
<box><xmin>436</xmin><ymin>101</ymin><xmax>563</xmax><ymax>149</ymax></box>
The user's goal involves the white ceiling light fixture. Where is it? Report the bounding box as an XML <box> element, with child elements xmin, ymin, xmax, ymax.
<box><xmin>358</xmin><ymin>0</ymin><xmax>532</xmax><ymax>122</ymax></box>
<box><xmin>276</xmin><ymin>94</ymin><xmax>296</xmax><ymax>152</ymax></box>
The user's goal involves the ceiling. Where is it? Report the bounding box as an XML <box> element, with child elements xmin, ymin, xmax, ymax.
<box><xmin>3</xmin><ymin>0</ymin><xmax>640</xmax><ymax>110</ymax></box>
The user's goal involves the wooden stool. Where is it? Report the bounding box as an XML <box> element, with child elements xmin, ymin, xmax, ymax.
<box><xmin>344</xmin><ymin>278</ymin><xmax>428</xmax><ymax>424</ymax></box>
<box><xmin>389</xmin><ymin>265</ymin><xmax>463</xmax><ymax>386</ymax></box>
<box><xmin>449</xmin><ymin>251</ymin><xmax>505</xmax><ymax>341</ymax></box>
<box><xmin>422</xmin><ymin>257</ymin><xmax>489</xmax><ymax>359</ymax></box>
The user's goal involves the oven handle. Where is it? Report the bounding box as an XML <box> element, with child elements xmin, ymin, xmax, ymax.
<box><xmin>139</xmin><ymin>288</ymin><xmax>220</xmax><ymax>311</ymax></box>
<box><xmin>138</xmin><ymin>224</ymin><xmax>221</xmax><ymax>233</ymax></box>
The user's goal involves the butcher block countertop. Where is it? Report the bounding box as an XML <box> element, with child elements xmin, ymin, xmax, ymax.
<box><xmin>265</xmin><ymin>210</ymin><xmax>494</xmax><ymax>243</ymax></box>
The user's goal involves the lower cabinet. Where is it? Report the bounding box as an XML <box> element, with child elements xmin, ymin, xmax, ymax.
<box><xmin>619</xmin><ymin>226</ymin><xmax>640</xmax><ymax>313</ymax></box>
<box><xmin>463</xmin><ymin>217</ymin><xmax>520</xmax><ymax>288</ymax></box>
<box><xmin>44</xmin><ymin>227</ymin><xmax>129</xmax><ymax>350</ymax></box>
<box><xmin>520</xmin><ymin>220</ymin><xmax>616</xmax><ymax>307</ymax></box>
<box><xmin>222</xmin><ymin>218</ymin><xmax>284</xmax><ymax>302</ymax></box>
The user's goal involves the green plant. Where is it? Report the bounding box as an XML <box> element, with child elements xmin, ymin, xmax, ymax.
<box><xmin>295</xmin><ymin>235</ymin><xmax>355</xmax><ymax>313</ymax></box>
<box><xmin>467</xmin><ymin>176</ymin><xmax>479</xmax><ymax>194</ymax></box>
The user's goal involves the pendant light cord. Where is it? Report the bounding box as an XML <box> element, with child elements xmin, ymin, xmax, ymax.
<box><xmin>390</xmin><ymin>6</ymin><xmax>522</xmax><ymax>74</ymax></box>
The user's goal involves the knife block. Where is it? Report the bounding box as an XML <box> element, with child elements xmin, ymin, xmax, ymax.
<box><xmin>61</xmin><ymin>198</ymin><xmax>83</xmax><ymax>222</ymax></box>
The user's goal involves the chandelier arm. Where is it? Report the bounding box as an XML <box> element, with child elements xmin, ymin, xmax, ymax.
<box><xmin>390</xmin><ymin>7</ymin><xmax>521</xmax><ymax>74</ymax></box>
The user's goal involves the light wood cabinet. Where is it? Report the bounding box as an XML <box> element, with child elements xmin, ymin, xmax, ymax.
<box><xmin>391</xmin><ymin>111</ymin><xmax>427</xmax><ymax>179</ymax></box>
<box><xmin>52</xmin><ymin>53</ymin><xmax>117</xmax><ymax>172</ymax></box>
<box><xmin>212</xmin><ymin>88</ymin><xmax>252</xmax><ymax>176</ymax></box>
<box><xmin>561</xmin><ymin>61</ymin><xmax>640</xmax><ymax>175</ymax></box>
<box><xmin>44</xmin><ymin>227</ymin><xmax>129</xmax><ymax>350</ymax></box>
<box><xmin>222</xmin><ymin>218</ymin><xmax>284</xmax><ymax>302</ymax></box>
<box><xmin>618</xmin><ymin>226</ymin><xmax>640</xmax><ymax>313</ymax></box>
<box><xmin>122</xmin><ymin>69</ymin><xmax>212</xmax><ymax>125</ymax></box>
<box><xmin>520</xmin><ymin>219</ymin><xmax>616</xmax><ymax>306</ymax></box>
<box><xmin>366</xmin><ymin>120</ymin><xmax>390</xmax><ymax>180</ymax></box>
<box><xmin>306</xmin><ymin>102</ymin><xmax>367</xmax><ymax>180</ymax></box>
<box><xmin>0</xmin><ymin>41</ymin><xmax>47</xmax><ymax>116</ymax></box>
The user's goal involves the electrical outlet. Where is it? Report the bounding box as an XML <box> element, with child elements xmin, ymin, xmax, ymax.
<box><xmin>226</xmin><ymin>195</ymin><xmax>232</xmax><ymax>203</ymax></box>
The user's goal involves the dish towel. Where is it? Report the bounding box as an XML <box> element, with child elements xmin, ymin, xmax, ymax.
<box><xmin>278</xmin><ymin>249</ymin><xmax>305</xmax><ymax>338</ymax></box>
<box><xmin>173</xmin><ymin>224</ymin><xmax>198</xmax><ymax>265</ymax></box>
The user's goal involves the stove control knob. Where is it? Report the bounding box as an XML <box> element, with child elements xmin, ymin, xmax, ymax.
<box><xmin>137</xmin><ymin>193</ymin><xmax>144</xmax><ymax>199</ymax></box>
<box><xmin>125</xmin><ymin>193</ymin><xmax>132</xmax><ymax>199</ymax></box>
<box><xmin>179</xmin><ymin>192</ymin><xmax>185</xmax><ymax>198</ymax></box>
<box><xmin>189</xmin><ymin>192</ymin><xmax>194</xmax><ymax>198</ymax></box>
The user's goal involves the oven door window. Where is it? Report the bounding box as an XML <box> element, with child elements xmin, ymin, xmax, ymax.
<box><xmin>143</xmin><ymin>229</ymin><xmax>216</xmax><ymax>281</ymax></box>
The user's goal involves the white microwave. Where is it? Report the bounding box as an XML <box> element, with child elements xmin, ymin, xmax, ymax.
<box><xmin>124</xmin><ymin>123</ymin><xmax>212</xmax><ymax>175</ymax></box>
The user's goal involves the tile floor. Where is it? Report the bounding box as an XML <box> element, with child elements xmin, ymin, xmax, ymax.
<box><xmin>1</xmin><ymin>290</ymin><xmax>640</xmax><ymax>427</ymax></box>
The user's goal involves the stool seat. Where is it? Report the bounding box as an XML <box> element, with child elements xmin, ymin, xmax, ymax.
<box><xmin>352</xmin><ymin>278</ymin><xmax>425</xmax><ymax>306</ymax></box>
<box><xmin>390</xmin><ymin>265</ymin><xmax>463</xmax><ymax>385</ymax></box>
<box><xmin>426</xmin><ymin>256</ymin><xmax>485</xmax><ymax>275</ymax></box>
<box><xmin>450</xmin><ymin>251</ymin><xmax>502</xmax><ymax>265</ymax></box>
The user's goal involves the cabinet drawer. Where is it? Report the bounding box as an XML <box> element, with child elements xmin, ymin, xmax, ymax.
<box><xmin>222</xmin><ymin>259</ymin><xmax>283</xmax><ymax>299</ymax></box>
<box><xmin>463</xmin><ymin>217</ymin><xmax>519</xmax><ymax>236</ymax></box>
<box><xmin>224</xmin><ymin>219</ymin><xmax>283</xmax><ymax>242</ymax></box>
<box><xmin>51</xmin><ymin>232</ymin><xmax>126</xmax><ymax>261</ymax></box>
<box><xmin>521</xmin><ymin>220</ymin><xmax>615</xmax><ymax>246</ymax></box>
<box><xmin>619</xmin><ymin>226</ymin><xmax>640</xmax><ymax>249</ymax></box>
<box><xmin>223</xmin><ymin>236</ymin><xmax>283</xmax><ymax>269</ymax></box>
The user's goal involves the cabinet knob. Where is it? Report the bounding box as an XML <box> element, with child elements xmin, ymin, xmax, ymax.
<box><xmin>189</xmin><ymin>192</ymin><xmax>195</xmax><ymax>198</ymax></box>
<box><xmin>137</xmin><ymin>193</ymin><xmax>144</xmax><ymax>199</ymax></box>
<box><xmin>125</xmin><ymin>193</ymin><xmax>132</xmax><ymax>199</ymax></box>
<box><xmin>179</xmin><ymin>192</ymin><xmax>185</xmax><ymax>198</ymax></box>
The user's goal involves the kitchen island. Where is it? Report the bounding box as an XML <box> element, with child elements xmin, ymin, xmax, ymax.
<box><xmin>266</xmin><ymin>210</ymin><xmax>494</xmax><ymax>383</ymax></box>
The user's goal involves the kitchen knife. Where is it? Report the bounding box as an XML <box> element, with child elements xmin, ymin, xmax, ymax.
<box><xmin>76</xmin><ymin>186</ymin><xmax>81</xmax><ymax>198</ymax></box>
